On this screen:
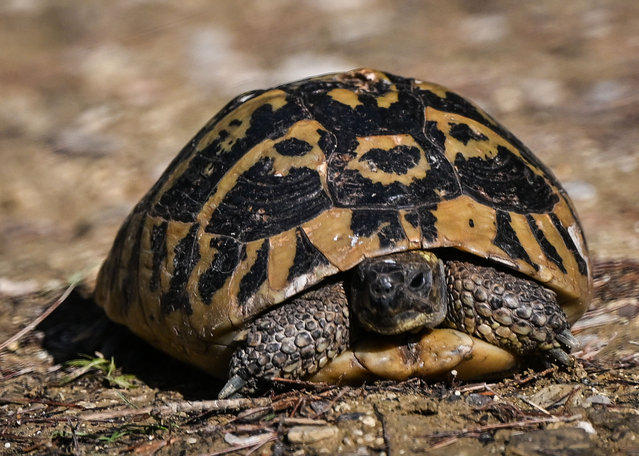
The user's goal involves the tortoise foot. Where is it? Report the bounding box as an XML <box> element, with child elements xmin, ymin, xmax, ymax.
<box><xmin>219</xmin><ymin>282</ymin><xmax>350</xmax><ymax>398</ymax></box>
<box><xmin>444</xmin><ymin>260</ymin><xmax>577</xmax><ymax>365</ymax></box>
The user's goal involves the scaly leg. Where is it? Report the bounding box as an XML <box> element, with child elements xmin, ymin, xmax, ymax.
<box><xmin>444</xmin><ymin>261</ymin><xmax>578</xmax><ymax>365</ymax></box>
<box><xmin>219</xmin><ymin>282</ymin><xmax>350</xmax><ymax>398</ymax></box>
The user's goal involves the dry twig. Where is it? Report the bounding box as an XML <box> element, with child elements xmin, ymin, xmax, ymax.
<box><xmin>424</xmin><ymin>414</ymin><xmax>582</xmax><ymax>449</ymax></box>
<box><xmin>77</xmin><ymin>397</ymin><xmax>272</xmax><ymax>421</ymax></box>
<box><xmin>373</xmin><ymin>404</ymin><xmax>392</xmax><ymax>455</ymax></box>
<box><xmin>512</xmin><ymin>366</ymin><xmax>557</xmax><ymax>386</ymax></box>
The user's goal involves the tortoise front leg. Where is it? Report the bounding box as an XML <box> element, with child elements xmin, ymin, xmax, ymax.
<box><xmin>218</xmin><ymin>282</ymin><xmax>350</xmax><ymax>399</ymax></box>
<box><xmin>444</xmin><ymin>261</ymin><xmax>578</xmax><ymax>365</ymax></box>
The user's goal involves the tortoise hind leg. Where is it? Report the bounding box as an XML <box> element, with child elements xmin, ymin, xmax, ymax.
<box><xmin>444</xmin><ymin>261</ymin><xmax>578</xmax><ymax>366</ymax></box>
<box><xmin>218</xmin><ymin>282</ymin><xmax>350</xmax><ymax>399</ymax></box>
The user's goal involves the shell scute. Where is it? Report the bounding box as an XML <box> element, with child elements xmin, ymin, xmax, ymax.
<box><xmin>426</xmin><ymin>107</ymin><xmax>559</xmax><ymax>214</ymax></box>
<box><xmin>149</xmin><ymin>89</ymin><xmax>308</xmax><ymax>224</ymax></box>
<box><xmin>201</xmin><ymin>119</ymin><xmax>332</xmax><ymax>242</ymax></box>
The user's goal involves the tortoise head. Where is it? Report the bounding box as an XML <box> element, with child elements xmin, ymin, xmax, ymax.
<box><xmin>351</xmin><ymin>251</ymin><xmax>447</xmax><ymax>335</ymax></box>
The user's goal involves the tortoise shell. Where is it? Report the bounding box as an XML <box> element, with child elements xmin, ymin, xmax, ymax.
<box><xmin>95</xmin><ymin>68</ymin><xmax>591</xmax><ymax>376</ymax></box>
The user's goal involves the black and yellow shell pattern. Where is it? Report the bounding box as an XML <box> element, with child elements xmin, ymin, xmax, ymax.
<box><xmin>95</xmin><ymin>69</ymin><xmax>591</xmax><ymax>372</ymax></box>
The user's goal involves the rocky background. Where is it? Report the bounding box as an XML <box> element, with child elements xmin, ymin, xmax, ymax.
<box><xmin>1</xmin><ymin>1</ymin><xmax>638</xmax><ymax>455</ymax></box>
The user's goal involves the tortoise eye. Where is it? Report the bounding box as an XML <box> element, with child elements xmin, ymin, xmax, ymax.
<box><xmin>409</xmin><ymin>272</ymin><xmax>426</xmax><ymax>289</ymax></box>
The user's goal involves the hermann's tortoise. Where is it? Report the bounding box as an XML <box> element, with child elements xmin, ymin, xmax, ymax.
<box><xmin>95</xmin><ymin>68</ymin><xmax>592</xmax><ymax>397</ymax></box>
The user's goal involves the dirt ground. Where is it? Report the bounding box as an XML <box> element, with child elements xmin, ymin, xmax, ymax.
<box><xmin>1</xmin><ymin>1</ymin><xmax>638</xmax><ymax>455</ymax></box>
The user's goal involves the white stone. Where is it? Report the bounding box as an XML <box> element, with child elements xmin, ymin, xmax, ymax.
<box><xmin>577</xmin><ymin>421</ymin><xmax>597</xmax><ymax>434</ymax></box>
<box><xmin>360</xmin><ymin>415</ymin><xmax>376</xmax><ymax>427</ymax></box>
<box><xmin>287</xmin><ymin>425</ymin><xmax>339</xmax><ymax>443</ymax></box>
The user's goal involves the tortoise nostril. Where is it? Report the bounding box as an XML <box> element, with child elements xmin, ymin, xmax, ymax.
<box><xmin>371</xmin><ymin>275</ymin><xmax>394</xmax><ymax>298</ymax></box>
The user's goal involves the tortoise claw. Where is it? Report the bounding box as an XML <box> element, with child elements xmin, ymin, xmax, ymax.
<box><xmin>546</xmin><ymin>329</ymin><xmax>578</xmax><ymax>367</ymax></box>
<box><xmin>547</xmin><ymin>347</ymin><xmax>574</xmax><ymax>367</ymax></box>
<box><xmin>218</xmin><ymin>374</ymin><xmax>247</xmax><ymax>399</ymax></box>
<box><xmin>556</xmin><ymin>329</ymin><xmax>579</xmax><ymax>351</ymax></box>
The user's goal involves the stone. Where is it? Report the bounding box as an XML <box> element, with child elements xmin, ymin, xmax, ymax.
<box><xmin>287</xmin><ymin>425</ymin><xmax>339</xmax><ymax>444</ymax></box>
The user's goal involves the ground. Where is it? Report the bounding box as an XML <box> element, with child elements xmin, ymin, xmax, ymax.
<box><xmin>1</xmin><ymin>1</ymin><xmax>638</xmax><ymax>455</ymax></box>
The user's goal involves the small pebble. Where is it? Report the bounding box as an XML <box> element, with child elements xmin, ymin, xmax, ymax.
<box><xmin>466</xmin><ymin>393</ymin><xmax>493</xmax><ymax>407</ymax></box>
<box><xmin>585</xmin><ymin>394</ymin><xmax>612</xmax><ymax>406</ymax></box>
<box><xmin>576</xmin><ymin>421</ymin><xmax>597</xmax><ymax>434</ymax></box>
<box><xmin>0</xmin><ymin>277</ymin><xmax>39</xmax><ymax>296</ymax></box>
<box><xmin>360</xmin><ymin>415</ymin><xmax>376</xmax><ymax>427</ymax></box>
<box><xmin>363</xmin><ymin>433</ymin><xmax>376</xmax><ymax>442</ymax></box>
<box><xmin>338</xmin><ymin>412</ymin><xmax>366</xmax><ymax>421</ymax></box>
<box><xmin>287</xmin><ymin>425</ymin><xmax>339</xmax><ymax>444</ymax></box>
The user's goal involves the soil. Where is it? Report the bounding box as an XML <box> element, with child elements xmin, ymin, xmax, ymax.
<box><xmin>1</xmin><ymin>1</ymin><xmax>638</xmax><ymax>455</ymax></box>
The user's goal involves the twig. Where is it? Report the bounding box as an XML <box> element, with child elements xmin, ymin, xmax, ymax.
<box><xmin>453</xmin><ymin>382</ymin><xmax>497</xmax><ymax>394</ymax></box>
<box><xmin>428</xmin><ymin>436</ymin><xmax>459</xmax><ymax>450</ymax></box>
<box><xmin>0</xmin><ymin>431</ymin><xmax>40</xmax><ymax>442</ymax></box>
<box><xmin>271</xmin><ymin>376</ymin><xmax>330</xmax><ymax>391</ymax></box>
<box><xmin>281</xmin><ymin>417</ymin><xmax>327</xmax><ymax>426</ymax></box>
<box><xmin>0</xmin><ymin>366</ymin><xmax>35</xmax><ymax>381</ymax></box>
<box><xmin>153</xmin><ymin>398</ymin><xmax>272</xmax><ymax>415</ymax></box>
<box><xmin>513</xmin><ymin>366</ymin><xmax>557</xmax><ymax>386</ymax></box>
<box><xmin>0</xmin><ymin>397</ymin><xmax>85</xmax><ymax>409</ymax></box>
<box><xmin>373</xmin><ymin>404</ymin><xmax>392</xmax><ymax>456</ymax></box>
<box><xmin>77</xmin><ymin>398</ymin><xmax>272</xmax><ymax>421</ymax></box>
<box><xmin>518</xmin><ymin>395</ymin><xmax>553</xmax><ymax>416</ymax></box>
<box><xmin>223</xmin><ymin>396</ymin><xmax>300</xmax><ymax>424</ymax></box>
<box><xmin>309</xmin><ymin>387</ymin><xmax>348</xmax><ymax>420</ymax></box>
<box><xmin>423</xmin><ymin>414</ymin><xmax>582</xmax><ymax>445</ymax></box>
<box><xmin>288</xmin><ymin>394</ymin><xmax>305</xmax><ymax>418</ymax></box>
<box><xmin>67</xmin><ymin>417</ymin><xmax>80</xmax><ymax>454</ymax></box>
<box><xmin>245</xmin><ymin>434</ymin><xmax>278</xmax><ymax>456</ymax></box>
<box><xmin>77</xmin><ymin>406</ymin><xmax>154</xmax><ymax>421</ymax></box>
<box><xmin>0</xmin><ymin>282</ymin><xmax>77</xmax><ymax>352</ymax></box>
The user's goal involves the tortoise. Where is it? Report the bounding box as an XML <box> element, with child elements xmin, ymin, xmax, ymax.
<box><xmin>94</xmin><ymin>68</ymin><xmax>592</xmax><ymax>397</ymax></box>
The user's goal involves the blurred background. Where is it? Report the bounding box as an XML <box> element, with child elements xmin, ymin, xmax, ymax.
<box><xmin>1</xmin><ymin>0</ymin><xmax>638</xmax><ymax>293</ymax></box>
